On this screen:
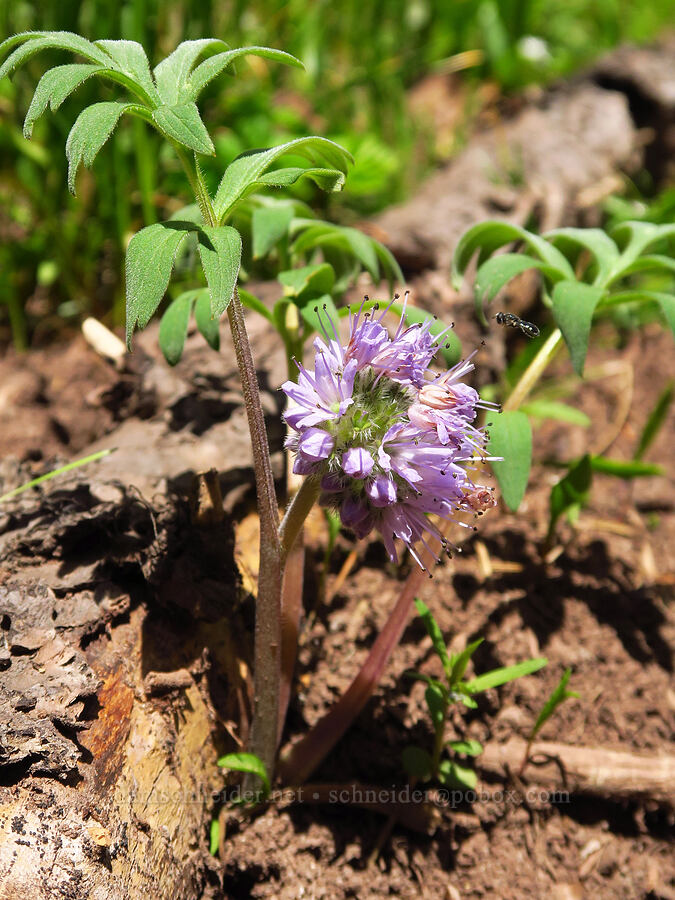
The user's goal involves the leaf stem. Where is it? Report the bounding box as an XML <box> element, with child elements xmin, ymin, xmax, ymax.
<box><xmin>279</xmin><ymin>475</ymin><xmax>320</xmax><ymax>566</ymax></box>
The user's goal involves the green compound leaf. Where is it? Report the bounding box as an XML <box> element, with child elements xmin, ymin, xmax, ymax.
<box><xmin>214</xmin><ymin>137</ymin><xmax>353</xmax><ymax>221</ymax></box>
<box><xmin>487</xmin><ymin>410</ymin><xmax>532</xmax><ymax>511</ymax></box>
<box><xmin>437</xmin><ymin>759</ymin><xmax>477</xmax><ymax>790</ymax></box>
<box><xmin>194</xmin><ymin>289</ymin><xmax>221</xmax><ymax>351</ymax></box>
<box><xmin>548</xmin><ymin>453</ymin><xmax>592</xmax><ymax>537</ymax></box>
<box><xmin>125</xmin><ymin>221</ymin><xmax>193</xmax><ymax>345</ymax></box>
<box><xmin>65</xmin><ymin>101</ymin><xmax>139</xmax><ymax>193</ymax></box>
<box><xmin>414</xmin><ymin>598</ymin><xmax>451</xmax><ymax>679</ymax></box>
<box><xmin>23</xmin><ymin>63</ymin><xmax>104</xmax><ymax>137</ymax></box>
<box><xmin>552</xmin><ymin>281</ymin><xmax>604</xmax><ymax>376</ymax></box>
<box><xmin>159</xmin><ymin>293</ymin><xmax>193</xmax><ymax>365</ymax></box>
<box><xmin>465</xmin><ymin>657</ymin><xmax>547</xmax><ymax>694</ymax></box>
<box><xmin>217</xmin><ymin>751</ymin><xmax>270</xmax><ymax>799</ymax></box>
<box><xmin>529</xmin><ymin>668</ymin><xmax>579</xmax><ymax>742</ymax></box>
<box><xmin>401</xmin><ymin>746</ymin><xmax>433</xmax><ymax>780</ymax></box>
<box><xmin>197</xmin><ymin>225</ymin><xmax>242</xmax><ymax>317</ymax></box>
<box><xmin>252</xmin><ymin>204</ymin><xmax>294</xmax><ymax>258</ymax></box>
<box><xmin>152</xmin><ymin>103</ymin><xmax>215</xmax><ymax>155</ymax></box>
<box><xmin>545</xmin><ymin>227</ymin><xmax>620</xmax><ymax>286</ymax></box>
<box><xmin>188</xmin><ymin>45</ymin><xmax>303</xmax><ymax>100</ymax></box>
<box><xmin>451</xmin><ymin>221</ymin><xmax>573</xmax><ymax>290</ymax></box>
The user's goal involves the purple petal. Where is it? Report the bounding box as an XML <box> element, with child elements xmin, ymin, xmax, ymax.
<box><xmin>297</xmin><ymin>427</ymin><xmax>335</xmax><ymax>461</ymax></box>
<box><xmin>342</xmin><ymin>447</ymin><xmax>374</xmax><ymax>478</ymax></box>
<box><xmin>365</xmin><ymin>474</ymin><xmax>397</xmax><ymax>507</ymax></box>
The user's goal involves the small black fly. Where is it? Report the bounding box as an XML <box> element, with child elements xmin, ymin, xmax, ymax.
<box><xmin>494</xmin><ymin>311</ymin><xmax>540</xmax><ymax>338</ymax></box>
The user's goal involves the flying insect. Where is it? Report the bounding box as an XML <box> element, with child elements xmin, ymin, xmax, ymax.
<box><xmin>494</xmin><ymin>311</ymin><xmax>540</xmax><ymax>338</ymax></box>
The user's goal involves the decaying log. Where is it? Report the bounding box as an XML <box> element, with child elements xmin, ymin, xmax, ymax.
<box><xmin>480</xmin><ymin>738</ymin><xmax>675</xmax><ymax>804</ymax></box>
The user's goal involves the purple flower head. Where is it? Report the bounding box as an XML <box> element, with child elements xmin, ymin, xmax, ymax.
<box><xmin>282</xmin><ymin>294</ymin><xmax>497</xmax><ymax>569</ymax></box>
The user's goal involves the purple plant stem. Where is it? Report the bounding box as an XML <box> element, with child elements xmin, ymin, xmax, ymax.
<box><xmin>278</xmin><ymin>531</ymin><xmax>444</xmax><ymax>785</ymax></box>
<box><xmin>227</xmin><ymin>287</ymin><xmax>282</xmax><ymax>783</ymax></box>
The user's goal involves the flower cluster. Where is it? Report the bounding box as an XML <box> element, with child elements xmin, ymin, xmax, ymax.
<box><xmin>282</xmin><ymin>295</ymin><xmax>497</xmax><ymax>570</ymax></box>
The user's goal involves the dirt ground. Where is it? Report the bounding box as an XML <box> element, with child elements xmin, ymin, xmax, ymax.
<box><xmin>1</xmin><ymin>42</ymin><xmax>674</xmax><ymax>900</ymax></box>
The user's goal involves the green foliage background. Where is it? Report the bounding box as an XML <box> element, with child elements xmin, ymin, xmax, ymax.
<box><xmin>1</xmin><ymin>0</ymin><xmax>674</xmax><ymax>346</ymax></box>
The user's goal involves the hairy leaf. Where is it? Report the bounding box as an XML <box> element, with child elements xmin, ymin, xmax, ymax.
<box><xmin>154</xmin><ymin>38</ymin><xmax>227</xmax><ymax>105</ymax></box>
<box><xmin>214</xmin><ymin>137</ymin><xmax>352</xmax><ymax>221</ymax></box>
<box><xmin>23</xmin><ymin>63</ymin><xmax>103</xmax><ymax>137</ymax></box>
<box><xmin>0</xmin><ymin>31</ymin><xmax>109</xmax><ymax>81</ymax></box>
<box><xmin>487</xmin><ymin>410</ymin><xmax>532</xmax><ymax>511</ymax></box>
<box><xmin>96</xmin><ymin>39</ymin><xmax>159</xmax><ymax>103</ymax></box>
<box><xmin>152</xmin><ymin>102</ymin><xmax>215</xmax><ymax>155</ymax></box>
<box><xmin>125</xmin><ymin>222</ymin><xmax>193</xmax><ymax>344</ymax></box>
<box><xmin>197</xmin><ymin>225</ymin><xmax>242</xmax><ymax>317</ymax></box>
<box><xmin>188</xmin><ymin>45</ymin><xmax>303</xmax><ymax>100</ymax></box>
<box><xmin>66</xmin><ymin>101</ymin><xmax>138</xmax><ymax>193</ymax></box>
<box><xmin>159</xmin><ymin>293</ymin><xmax>193</xmax><ymax>365</ymax></box>
<box><xmin>552</xmin><ymin>281</ymin><xmax>604</xmax><ymax>376</ymax></box>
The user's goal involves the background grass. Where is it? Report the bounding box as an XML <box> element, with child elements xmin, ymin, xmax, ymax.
<box><xmin>1</xmin><ymin>0</ymin><xmax>674</xmax><ymax>347</ymax></box>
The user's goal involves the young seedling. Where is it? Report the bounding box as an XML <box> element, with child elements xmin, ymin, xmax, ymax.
<box><xmin>519</xmin><ymin>667</ymin><xmax>579</xmax><ymax>776</ymax></box>
<box><xmin>402</xmin><ymin>599</ymin><xmax>546</xmax><ymax>790</ymax></box>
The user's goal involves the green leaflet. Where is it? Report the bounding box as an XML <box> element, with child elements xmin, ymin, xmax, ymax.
<box><xmin>487</xmin><ymin>410</ymin><xmax>532</xmax><ymax>511</ymax></box>
<box><xmin>197</xmin><ymin>225</ymin><xmax>242</xmax><ymax>317</ymax></box>
<box><xmin>152</xmin><ymin>102</ymin><xmax>215</xmax><ymax>155</ymax></box>
<box><xmin>552</xmin><ymin>281</ymin><xmax>604</xmax><ymax>376</ymax></box>
<box><xmin>65</xmin><ymin>101</ymin><xmax>140</xmax><ymax>193</ymax></box>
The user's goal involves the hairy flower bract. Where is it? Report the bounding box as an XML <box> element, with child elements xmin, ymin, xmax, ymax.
<box><xmin>282</xmin><ymin>296</ymin><xmax>497</xmax><ymax>570</ymax></box>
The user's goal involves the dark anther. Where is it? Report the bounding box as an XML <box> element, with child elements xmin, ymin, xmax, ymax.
<box><xmin>313</xmin><ymin>306</ymin><xmax>319</xmax><ymax>312</ymax></box>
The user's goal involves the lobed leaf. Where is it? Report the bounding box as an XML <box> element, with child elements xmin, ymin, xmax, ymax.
<box><xmin>214</xmin><ymin>137</ymin><xmax>353</xmax><ymax>221</ymax></box>
<box><xmin>197</xmin><ymin>225</ymin><xmax>242</xmax><ymax>317</ymax></box>
<box><xmin>125</xmin><ymin>221</ymin><xmax>194</xmax><ymax>345</ymax></box>
<box><xmin>465</xmin><ymin>657</ymin><xmax>547</xmax><ymax>693</ymax></box>
<box><xmin>152</xmin><ymin>102</ymin><xmax>215</xmax><ymax>155</ymax></box>
<box><xmin>487</xmin><ymin>410</ymin><xmax>532</xmax><ymax>511</ymax></box>
<box><xmin>23</xmin><ymin>63</ymin><xmax>104</xmax><ymax>138</ymax></box>
<box><xmin>551</xmin><ymin>281</ymin><xmax>604</xmax><ymax>376</ymax></box>
<box><xmin>188</xmin><ymin>46</ymin><xmax>303</xmax><ymax>100</ymax></box>
<box><xmin>66</xmin><ymin>101</ymin><xmax>140</xmax><ymax>193</ymax></box>
<box><xmin>159</xmin><ymin>293</ymin><xmax>193</xmax><ymax>365</ymax></box>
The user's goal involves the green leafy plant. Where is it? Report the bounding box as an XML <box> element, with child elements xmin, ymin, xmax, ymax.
<box><xmin>452</xmin><ymin>220</ymin><xmax>675</xmax><ymax>543</ymax></box>
<box><xmin>519</xmin><ymin>667</ymin><xmax>579</xmax><ymax>775</ymax></box>
<box><xmin>402</xmin><ymin>599</ymin><xmax>546</xmax><ymax>790</ymax></box>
